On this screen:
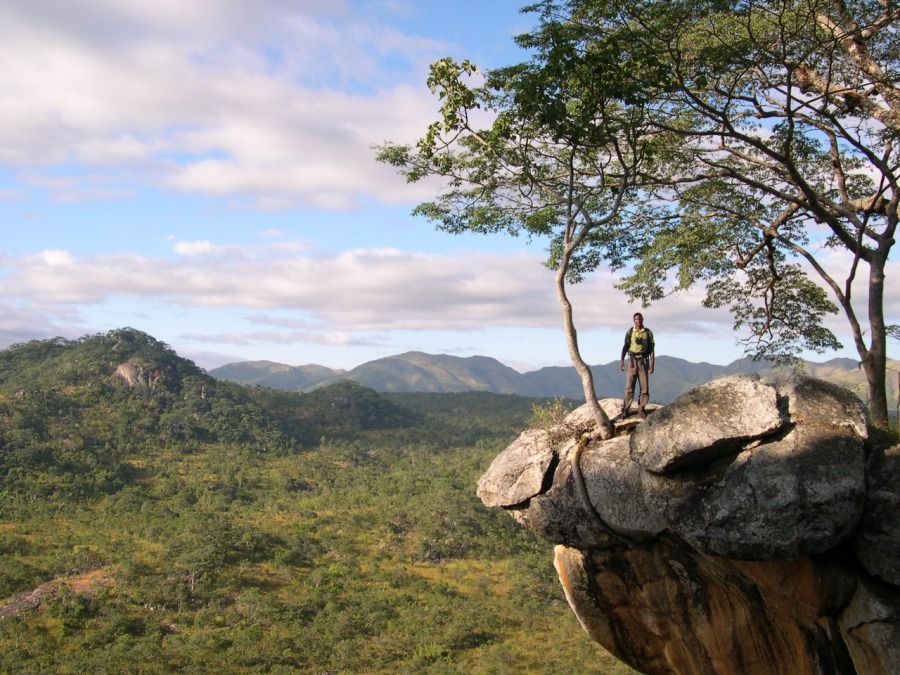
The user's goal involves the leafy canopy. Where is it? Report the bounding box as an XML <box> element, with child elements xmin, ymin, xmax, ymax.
<box><xmin>376</xmin><ymin>50</ymin><xmax>670</xmax><ymax>281</ymax></box>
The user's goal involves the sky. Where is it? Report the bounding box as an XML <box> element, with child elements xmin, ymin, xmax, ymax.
<box><xmin>1</xmin><ymin>1</ymin><xmax>896</xmax><ymax>374</ymax></box>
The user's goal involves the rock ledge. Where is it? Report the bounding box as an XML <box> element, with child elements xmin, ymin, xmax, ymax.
<box><xmin>477</xmin><ymin>373</ymin><xmax>899</xmax><ymax>675</ymax></box>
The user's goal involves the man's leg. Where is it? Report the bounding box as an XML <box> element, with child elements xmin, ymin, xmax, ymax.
<box><xmin>637</xmin><ymin>360</ymin><xmax>650</xmax><ymax>417</ymax></box>
<box><xmin>623</xmin><ymin>358</ymin><xmax>637</xmax><ymax>416</ymax></box>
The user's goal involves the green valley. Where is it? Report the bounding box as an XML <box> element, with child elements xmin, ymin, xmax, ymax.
<box><xmin>0</xmin><ymin>329</ymin><xmax>635</xmax><ymax>673</ymax></box>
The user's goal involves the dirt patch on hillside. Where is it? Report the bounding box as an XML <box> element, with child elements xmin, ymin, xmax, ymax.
<box><xmin>0</xmin><ymin>568</ymin><xmax>112</xmax><ymax>620</ymax></box>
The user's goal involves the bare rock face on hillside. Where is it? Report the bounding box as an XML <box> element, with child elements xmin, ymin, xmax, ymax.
<box><xmin>477</xmin><ymin>373</ymin><xmax>900</xmax><ymax>675</ymax></box>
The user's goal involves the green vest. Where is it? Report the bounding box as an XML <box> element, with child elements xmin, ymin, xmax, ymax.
<box><xmin>626</xmin><ymin>327</ymin><xmax>654</xmax><ymax>357</ymax></box>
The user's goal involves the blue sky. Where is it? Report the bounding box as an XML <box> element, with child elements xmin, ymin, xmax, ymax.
<box><xmin>1</xmin><ymin>1</ymin><xmax>895</xmax><ymax>373</ymax></box>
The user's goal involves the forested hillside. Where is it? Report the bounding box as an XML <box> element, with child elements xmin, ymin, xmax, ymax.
<box><xmin>0</xmin><ymin>330</ymin><xmax>633</xmax><ymax>673</ymax></box>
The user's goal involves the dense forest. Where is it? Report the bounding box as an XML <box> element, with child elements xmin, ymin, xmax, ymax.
<box><xmin>0</xmin><ymin>329</ymin><xmax>635</xmax><ymax>673</ymax></box>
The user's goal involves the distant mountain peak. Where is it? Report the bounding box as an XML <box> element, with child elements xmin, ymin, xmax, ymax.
<box><xmin>209</xmin><ymin>351</ymin><xmax>897</xmax><ymax>405</ymax></box>
<box><xmin>210</xmin><ymin>360</ymin><xmax>342</xmax><ymax>391</ymax></box>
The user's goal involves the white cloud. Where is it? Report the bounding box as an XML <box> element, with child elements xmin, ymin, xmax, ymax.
<box><xmin>38</xmin><ymin>249</ymin><xmax>77</xmax><ymax>267</ymax></box>
<box><xmin>172</xmin><ymin>240</ymin><xmax>230</xmax><ymax>257</ymax></box>
<box><xmin>2</xmin><ymin>244</ymin><xmax>559</xmax><ymax>331</ymax></box>
<box><xmin>0</xmin><ymin>0</ymin><xmax>449</xmax><ymax>209</ymax></box>
<box><xmin>182</xmin><ymin>329</ymin><xmax>372</xmax><ymax>348</ymax></box>
<box><xmin>0</xmin><ymin>299</ymin><xmax>87</xmax><ymax>348</ymax></box>
<box><xmin>4</xmin><ymin>240</ymin><xmax>896</xmax><ymax>350</ymax></box>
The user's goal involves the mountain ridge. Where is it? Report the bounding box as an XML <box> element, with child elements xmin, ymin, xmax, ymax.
<box><xmin>209</xmin><ymin>352</ymin><xmax>898</xmax><ymax>405</ymax></box>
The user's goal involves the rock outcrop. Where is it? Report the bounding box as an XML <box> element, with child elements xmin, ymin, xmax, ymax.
<box><xmin>113</xmin><ymin>357</ymin><xmax>162</xmax><ymax>389</ymax></box>
<box><xmin>477</xmin><ymin>373</ymin><xmax>900</xmax><ymax>674</ymax></box>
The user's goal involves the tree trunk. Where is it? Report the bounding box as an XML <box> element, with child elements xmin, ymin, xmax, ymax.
<box><xmin>863</xmin><ymin>357</ymin><xmax>888</xmax><ymax>431</ymax></box>
<box><xmin>864</xmin><ymin>254</ymin><xmax>890</xmax><ymax>430</ymax></box>
<box><xmin>555</xmin><ymin>258</ymin><xmax>614</xmax><ymax>440</ymax></box>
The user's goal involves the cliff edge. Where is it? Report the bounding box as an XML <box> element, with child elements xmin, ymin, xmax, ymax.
<box><xmin>477</xmin><ymin>373</ymin><xmax>900</xmax><ymax>675</ymax></box>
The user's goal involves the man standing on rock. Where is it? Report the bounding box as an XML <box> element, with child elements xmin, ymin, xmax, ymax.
<box><xmin>620</xmin><ymin>312</ymin><xmax>655</xmax><ymax>418</ymax></box>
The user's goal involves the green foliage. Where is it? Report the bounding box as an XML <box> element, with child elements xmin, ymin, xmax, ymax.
<box><xmin>0</xmin><ymin>332</ymin><xmax>635</xmax><ymax>673</ymax></box>
<box><xmin>527</xmin><ymin>397</ymin><xmax>580</xmax><ymax>447</ymax></box>
<box><xmin>527</xmin><ymin>397</ymin><xmax>576</xmax><ymax>429</ymax></box>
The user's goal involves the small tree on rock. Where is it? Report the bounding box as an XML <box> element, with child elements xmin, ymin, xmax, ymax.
<box><xmin>376</xmin><ymin>55</ymin><xmax>666</xmax><ymax>439</ymax></box>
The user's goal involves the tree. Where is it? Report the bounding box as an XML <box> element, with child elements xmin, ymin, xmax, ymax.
<box><xmin>520</xmin><ymin>0</ymin><xmax>898</xmax><ymax>429</ymax></box>
<box><xmin>376</xmin><ymin>55</ymin><xmax>666</xmax><ymax>439</ymax></box>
